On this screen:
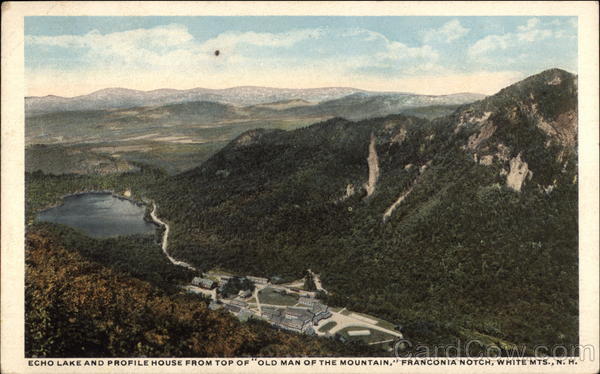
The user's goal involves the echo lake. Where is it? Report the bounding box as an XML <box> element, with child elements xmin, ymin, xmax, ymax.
<box><xmin>36</xmin><ymin>193</ymin><xmax>156</xmax><ymax>238</ymax></box>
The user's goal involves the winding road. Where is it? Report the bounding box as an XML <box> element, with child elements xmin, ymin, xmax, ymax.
<box><xmin>150</xmin><ymin>203</ymin><xmax>197</xmax><ymax>272</ymax></box>
<box><xmin>150</xmin><ymin>204</ymin><xmax>401</xmax><ymax>343</ymax></box>
<box><xmin>307</xmin><ymin>269</ymin><xmax>328</xmax><ymax>294</ymax></box>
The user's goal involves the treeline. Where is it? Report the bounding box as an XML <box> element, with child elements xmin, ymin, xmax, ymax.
<box><xmin>25</xmin><ymin>164</ymin><xmax>166</xmax><ymax>222</ymax></box>
<box><xmin>30</xmin><ymin>222</ymin><xmax>193</xmax><ymax>293</ymax></box>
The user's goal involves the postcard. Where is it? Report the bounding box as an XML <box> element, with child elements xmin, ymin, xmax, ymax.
<box><xmin>2</xmin><ymin>1</ymin><xmax>598</xmax><ymax>373</ymax></box>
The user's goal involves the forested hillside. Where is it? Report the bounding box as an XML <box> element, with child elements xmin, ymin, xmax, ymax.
<box><xmin>25</xmin><ymin>226</ymin><xmax>382</xmax><ymax>357</ymax></box>
<box><xmin>149</xmin><ymin>69</ymin><xmax>578</xmax><ymax>353</ymax></box>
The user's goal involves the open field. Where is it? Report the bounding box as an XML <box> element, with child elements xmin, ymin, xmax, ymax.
<box><xmin>318</xmin><ymin>321</ymin><xmax>337</xmax><ymax>333</ymax></box>
<box><xmin>336</xmin><ymin>327</ymin><xmax>397</xmax><ymax>345</ymax></box>
<box><xmin>257</xmin><ymin>287</ymin><xmax>299</xmax><ymax>306</ymax></box>
<box><xmin>26</xmin><ymin>117</ymin><xmax>321</xmax><ymax>175</ymax></box>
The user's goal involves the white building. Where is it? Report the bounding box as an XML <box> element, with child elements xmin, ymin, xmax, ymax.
<box><xmin>247</xmin><ymin>276</ymin><xmax>269</xmax><ymax>284</ymax></box>
<box><xmin>191</xmin><ymin>277</ymin><xmax>216</xmax><ymax>289</ymax></box>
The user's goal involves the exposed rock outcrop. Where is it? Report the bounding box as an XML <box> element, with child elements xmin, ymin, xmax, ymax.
<box><xmin>506</xmin><ymin>153</ymin><xmax>531</xmax><ymax>192</ymax></box>
<box><xmin>534</xmin><ymin>109</ymin><xmax>578</xmax><ymax>151</ymax></box>
<box><xmin>231</xmin><ymin>128</ymin><xmax>281</xmax><ymax>149</ymax></box>
<box><xmin>467</xmin><ymin>122</ymin><xmax>497</xmax><ymax>150</ymax></box>
<box><xmin>234</xmin><ymin>130</ymin><xmax>263</xmax><ymax>147</ymax></box>
<box><xmin>383</xmin><ymin>161</ymin><xmax>430</xmax><ymax>222</ymax></box>
<box><xmin>479</xmin><ymin>155</ymin><xmax>494</xmax><ymax>166</ymax></box>
<box><xmin>363</xmin><ymin>135</ymin><xmax>380</xmax><ymax>198</ymax></box>
<box><xmin>383</xmin><ymin>186</ymin><xmax>414</xmax><ymax>223</ymax></box>
<box><xmin>454</xmin><ymin>111</ymin><xmax>492</xmax><ymax>134</ymax></box>
<box><xmin>339</xmin><ymin>184</ymin><xmax>356</xmax><ymax>201</ymax></box>
<box><xmin>391</xmin><ymin>127</ymin><xmax>407</xmax><ymax>143</ymax></box>
<box><xmin>495</xmin><ymin>144</ymin><xmax>511</xmax><ymax>161</ymax></box>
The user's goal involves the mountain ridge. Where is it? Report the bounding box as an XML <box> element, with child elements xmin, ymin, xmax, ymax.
<box><xmin>25</xmin><ymin>85</ymin><xmax>486</xmax><ymax>115</ymax></box>
<box><xmin>147</xmin><ymin>68</ymin><xmax>578</xmax><ymax>353</ymax></box>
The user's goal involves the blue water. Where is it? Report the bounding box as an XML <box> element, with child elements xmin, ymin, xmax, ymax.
<box><xmin>37</xmin><ymin>193</ymin><xmax>156</xmax><ymax>238</ymax></box>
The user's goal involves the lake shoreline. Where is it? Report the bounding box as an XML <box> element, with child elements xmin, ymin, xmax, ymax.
<box><xmin>36</xmin><ymin>190</ymin><xmax>147</xmax><ymax>214</ymax></box>
<box><xmin>35</xmin><ymin>191</ymin><xmax>159</xmax><ymax>238</ymax></box>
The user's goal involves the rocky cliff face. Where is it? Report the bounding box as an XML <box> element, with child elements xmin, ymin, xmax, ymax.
<box><xmin>451</xmin><ymin>68</ymin><xmax>577</xmax><ymax>192</ymax></box>
<box><xmin>506</xmin><ymin>153</ymin><xmax>532</xmax><ymax>192</ymax></box>
<box><xmin>152</xmin><ymin>69</ymin><xmax>578</xmax><ymax>353</ymax></box>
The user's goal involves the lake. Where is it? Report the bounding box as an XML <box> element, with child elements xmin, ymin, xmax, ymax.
<box><xmin>37</xmin><ymin>192</ymin><xmax>157</xmax><ymax>238</ymax></box>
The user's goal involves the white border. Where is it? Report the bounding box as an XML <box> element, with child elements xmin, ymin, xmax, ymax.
<box><xmin>2</xmin><ymin>2</ymin><xmax>598</xmax><ymax>373</ymax></box>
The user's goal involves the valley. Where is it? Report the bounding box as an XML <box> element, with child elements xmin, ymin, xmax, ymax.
<box><xmin>150</xmin><ymin>200</ymin><xmax>401</xmax><ymax>349</ymax></box>
<box><xmin>24</xmin><ymin>69</ymin><xmax>578</xmax><ymax>358</ymax></box>
<box><xmin>25</xmin><ymin>88</ymin><xmax>477</xmax><ymax>175</ymax></box>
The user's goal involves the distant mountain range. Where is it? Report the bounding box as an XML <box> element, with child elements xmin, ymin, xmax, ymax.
<box><xmin>25</xmin><ymin>86</ymin><xmax>485</xmax><ymax>115</ymax></box>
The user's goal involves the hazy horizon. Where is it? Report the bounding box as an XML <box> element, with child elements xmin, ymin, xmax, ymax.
<box><xmin>26</xmin><ymin>84</ymin><xmax>493</xmax><ymax>99</ymax></box>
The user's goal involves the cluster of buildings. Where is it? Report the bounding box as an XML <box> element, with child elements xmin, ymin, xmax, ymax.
<box><xmin>260</xmin><ymin>301</ymin><xmax>332</xmax><ymax>334</ymax></box>
<box><xmin>189</xmin><ymin>274</ymin><xmax>332</xmax><ymax>335</ymax></box>
<box><xmin>191</xmin><ymin>276</ymin><xmax>216</xmax><ymax>289</ymax></box>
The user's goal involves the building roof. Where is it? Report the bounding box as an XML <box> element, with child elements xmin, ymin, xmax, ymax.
<box><xmin>284</xmin><ymin>308</ymin><xmax>313</xmax><ymax>321</ymax></box>
<box><xmin>298</xmin><ymin>297</ymin><xmax>318</xmax><ymax>306</ymax></box>
<box><xmin>281</xmin><ymin>318</ymin><xmax>308</xmax><ymax>331</ymax></box>
<box><xmin>312</xmin><ymin>311</ymin><xmax>332</xmax><ymax>323</ymax></box>
<box><xmin>261</xmin><ymin>306</ymin><xmax>281</xmax><ymax>315</ymax></box>
<box><xmin>230</xmin><ymin>299</ymin><xmax>248</xmax><ymax>308</ymax></box>
<box><xmin>269</xmin><ymin>315</ymin><xmax>285</xmax><ymax>325</ymax></box>
<box><xmin>192</xmin><ymin>277</ymin><xmax>216</xmax><ymax>288</ymax></box>
<box><xmin>224</xmin><ymin>304</ymin><xmax>241</xmax><ymax>314</ymax></box>
<box><xmin>310</xmin><ymin>302</ymin><xmax>328</xmax><ymax>313</ymax></box>
<box><xmin>247</xmin><ymin>276</ymin><xmax>268</xmax><ymax>283</ymax></box>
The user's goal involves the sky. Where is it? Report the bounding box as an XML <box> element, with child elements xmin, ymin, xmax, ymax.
<box><xmin>25</xmin><ymin>16</ymin><xmax>578</xmax><ymax>97</ymax></box>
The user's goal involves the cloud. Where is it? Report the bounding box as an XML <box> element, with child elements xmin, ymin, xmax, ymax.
<box><xmin>202</xmin><ymin>29</ymin><xmax>323</xmax><ymax>50</ymax></box>
<box><xmin>358</xmin><ymin>31</ymin><xmax>440</xmax><ymax>67</ymax></box>
<box><xmin>26</xmin><ymin>24</ymin><xmax>195</xmax><ymax>50</ymax></box>
<box><xmin>26</xmin><ymin>24</ymin><xmax>442</xmax><ymax>84</ymax></box>
<box><xmin>467</xmin><ymin>34</ymin><xmax>512</xmax><ymax>57</ymax></box>
<box><xmin>26</xmin><ymin>24</ymin><xmax>203</xmax><ymax>69</ymax></box>
<box><xmin>515</xmin><ymin>18</ymin><xmax>552</xmax><ymax>42</ymax></box>
<box><xmin>468</xmin><ymin>17</ymin><xmax>575</xmax><ymax>58</ymax></box>
<box><xmin>25</xmin><ymin>25</ymin><xmax>327</xmax><ymax>71</ymax></box>
<box><xmin>423</xmin><ymin>20</ymin><xmax>469</xmax><ymax>43</ymax></box>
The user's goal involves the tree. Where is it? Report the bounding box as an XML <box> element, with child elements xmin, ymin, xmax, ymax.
<box><xmin>304</xmin><ymin>272</ymin><xmax>317</xmax><ymax>292</ymax></box>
